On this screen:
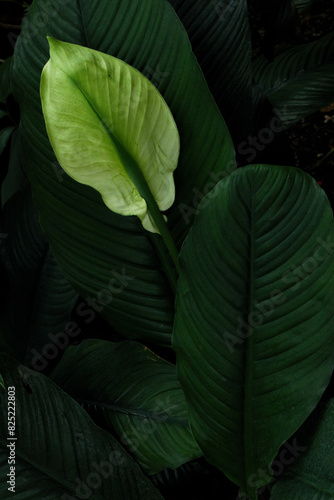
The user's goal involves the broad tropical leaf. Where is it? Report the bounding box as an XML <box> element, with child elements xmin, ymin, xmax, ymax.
<box><xmin>253</xmin><ymin>32</ymin><xmax>334</xmax><ymax>126</ymax></box>
<box><xmin>0</xmin><ymin>354</ymin><xmax>163</xmax><ymax>499</ymax></box>
<box><xmin>0</xmin><ymin>188</ymin><xmax>78</xmax><ymax>364</ymax></box>
<box><xmin>41</xmin><ymin>38</ymin><xmax>180</xmax><ymax>234</ymax></box>
<box><xmin>50</xmin><ymin>339</ymin><xmax>202</xmax><ymax>474</ymax></box>
<box><xmin>168</xmin><ymin>0</ymin><xmax>252</xmax><ymax>143</ymax></box>
<box><xmin>270</xmin><ymin>399</ymin><xmax>334</xmax><ymax>499</ymax></box>
<box><xmin>173</xmin><ymin>165</ymin><xmax>334</xmax><ymax>499</ymax></box>
<box><xmin>11</xmin><ymin>0</ymin><xmax>235</xmax><ymax>346</ymax></box>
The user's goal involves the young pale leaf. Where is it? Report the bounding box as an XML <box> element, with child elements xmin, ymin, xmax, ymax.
<box><xmin>173</xmin><ymin>165</ymin><xmax>334</xmax><ymax>499</ymax></box>
<box><xmin>40</xmin><ymin>37</ymin><xmax>180</xmax><ymax>233</ymax></box>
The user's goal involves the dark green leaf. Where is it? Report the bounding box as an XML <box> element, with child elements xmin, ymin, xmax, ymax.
<box><xmin>11</xmin><ymin>0</ymin><xmax>235</xmax><ymax>346</ymax></box>
<box><xmin>0</xmin><ymin>126</ymin><xmax>15</xmax><ymax>156</ymax></box>
<box><xmin>253</xmin><ymin>33</ymin><xmax>334</xmax><ymax>126</ymax></box>
<box><xmin>50</xmin><ymin>339</ymin><xmax>202</xmax><ymax>474</ymax></box>
<box><xmin>270</xmin><ymin>399</ymin><xmax>334</xmax><ymax>499</ymax></box>
<box><xmin>0</xmin><ymin>188</ymin><xmax>78</xmax><ymax>364</ymax></box>
<box><xmin>0</xmin><ymin>354</ymin><xmax>163</xmax><ymax>499</ymax></box>
<box><xmin>168</xmin><ymin>0</ymin><xmax>252</xmax><ymax>143</ymax></box>
<box><xmin>173</xmin><ymin>165</ymin><xmax>334</xmax><ymax>499</ymax></box>
<box><xmin>1</xmin><ymin>129</ymin><xmax>28</xmax><ymax>208</ymax></box>
<box><xmin>0</xmin><ymin>57</ymin><xmax>12</xmax><ymax>103</ymax></box>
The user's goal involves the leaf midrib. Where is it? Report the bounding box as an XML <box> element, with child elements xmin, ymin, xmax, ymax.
<box><xmin>78</xmin><ymin>397</ymin><xmax>188</xmax><ymax>425</ymax></box>
<box><xmin>244</xmin><ymin>189</ymin><xmax>256</xmax><ymax>499</ymax></box>
<box><xmin>265</xmin><ymin>61</ymin><xmax>334</xmax><ymax>97</ymax></box>
<box><xmin>50</xmin><ymin>56</ymin><xmax>179</xmax><ymax>292</ymax></box>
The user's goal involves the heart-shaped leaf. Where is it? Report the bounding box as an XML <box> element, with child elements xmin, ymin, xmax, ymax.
<box><xmin>41</xmin><ymin>38</ymin><xmax>180</xmax><ymax>235</ymax></box>
<box><xmin>50</xmin><ymin>339</ymin><xmax>202</xmax><ymax>474</ymax></box>
<box><xmin>173</xmin><ymin>165</ymin><xmax>334</xmax><ymax>499</ymax></box>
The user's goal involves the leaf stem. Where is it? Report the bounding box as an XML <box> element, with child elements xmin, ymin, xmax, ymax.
<box><xmin>113</xmin><ymin>135</ymin><xmax>180</xmax><ymax>292</ymax></box>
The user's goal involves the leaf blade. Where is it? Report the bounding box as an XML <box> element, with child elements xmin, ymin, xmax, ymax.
<box><xmin>50</xmin><ymin>339</ymin><xmax>202</xmax><ymax>474</ymax></box>
<box><xmin>253</xmin><ymin>33</ymin><xmax>334</xmax><ymax>126</ymax></box>
<box><xmin>173</xmin><ymin>165</ymin><xmax>334</xmax><ymax>496</ymax></box>
<box><xmin>270</xmin><ymin>399</ymin><xmax>334</xmax><ymax>499</ymax></box>
<box><xmin>11</xmin><ymin>0</ymin><xmax>235</xmax><ymax>346</ymax></box>
<box><xmin>41</xmin><ymin>38</ymin><xmax>180</xmax><ymax>233</ymax></box>
<box><xmin>0</xmin><ymin>354</ymin><xmax>163</xmax><ymax>499</ymax></box>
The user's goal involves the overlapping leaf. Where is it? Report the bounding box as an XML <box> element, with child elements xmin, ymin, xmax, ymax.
<box><xmin>0</xmin><ymin>187</ymin><xmax>78</xmax><ymax>364</ymax></box>
<box><xmin>173</xmin><ymin>165</ymin><xmax>334</xmax><ymax>499</ymax></box>
<box><xmin>0</xmin><ymin>126</ymin><xmax>15</xmax><ymax>156</ymax></box>
<box><xmin>41</xmin><ymin>38</ymin><xmax>180</xmax><ymax>235</ymax></box>
<box><xmin>11</xmin><ymin>0</ymin><xmax>235</xmax><ymax>346</ymax></box>
<box><xmin>253</xmin><ymin>32</ymin><xmax>334</xmax><ymax>126</ymax></box>
<box><xmin>0</xmin><ymin>354</ymin><xmax>163</xmax><ymax>499</ymax></box>
<box><xmin>168</xmin><ymin>0</ymin><xmax>252</xmax><ymax>143</ymax></box>
<box><xmin>50</xmin><ymin>339</ymin><xmax>202</xmax><ymax>474</ymax></box>
<box><xmin>270</xmin><ymin>399</ymin><xmax>334</xmax><ymax>499</ymax></box>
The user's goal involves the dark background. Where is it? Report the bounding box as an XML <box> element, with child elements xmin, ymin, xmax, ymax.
<box><xmin>0</xmin><ymin>1</ymin><xmax>333</xmax><ymax>499</ymax></box>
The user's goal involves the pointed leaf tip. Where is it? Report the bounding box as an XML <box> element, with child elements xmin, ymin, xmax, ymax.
<box><xmin>41</xmin><ymin>38</ymin><xmax>180</xmax><ymax>233</ymax></box>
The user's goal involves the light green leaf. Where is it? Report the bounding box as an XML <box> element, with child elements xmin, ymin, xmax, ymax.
<box><xmin>50</xmin><ymin>339</ymin><xmax>202</xmax><ymax>474</ymax></box>
<box><xmin>0</xmin><ymin>354</ymin><xmax>163</xmax><ymax>499</ymax></box>
<box><xmin>173</xmin><ymin>165</ymin><xmax>334</xmax><ymax>499</ymax></box>
<box><xmin>41</xmin><ymin>37</ymin><xmax>180</xmax><ymax>234</ymax></box>
<box><xmin>270</xmin><ymin>399</ymin><xmax>334</xmax><ymax>499</ymax></box>
<box><xmin>253</xmin><ymin>33</ymin><xmax>334</xmax><ymax>126</ymax></box>
<box><xmin>11</xmin><ymin>0</ymin><xmax>235</xmax><ymax>346</ymax></box>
